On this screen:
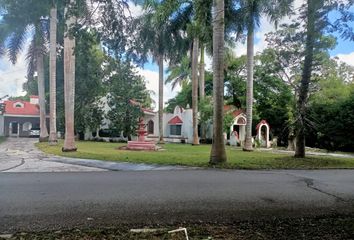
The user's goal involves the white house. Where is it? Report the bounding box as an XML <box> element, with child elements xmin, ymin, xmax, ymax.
<box><xmin>97</xmin><ymin>101</ymin><xmax>270</xmax><ymax>146</ymax></box>
<box><xmin>142</xmin><ymin>105</ymin><xmax>252</xmax><ymax>145</ymax></box>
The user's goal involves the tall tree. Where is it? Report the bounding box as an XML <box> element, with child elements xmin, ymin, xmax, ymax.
<box><xmin>155</xmin><ymin>0</ymin><xmax>215</xmax><ymax>144</ymax></box>
<box><xmin>191</xmin><ymin>37</ymin><xmax>199</xmax><ymax>145</ymax></box>
<box><xmin>209</xmin><ymin>0</ymin><xmax>227</xmax><ymax>164</ymax></box>
<box><xmin>294</xmin><ymin>0</ymin><xmax>354</xmax><ymax>157</ymax></box>
<box><xmin>48</xmin><ymin>3</ymin><xmax>58</xmax><ymax>145</ymax></box>
<box><xmin>295</xmin><ymin>0</ymin><xmax>324</xmax><ymax>157</ymax></box>
<box><xmin>62</xmin><ymin>0</ymin><xmax>77</xmax><ymax>152</ymax></box>
<box><xmin>0</xmin><ymin>0</ymin><xmax>51</xmax><ymax>141</ymax></box>
<box><xmin>134</xmin><ymin>1</ymin><xmax>186</xmax><ymax>143</ymax></box>
<box><xmin>35</xmin><ymin>39</ymin><xmax>49</xmax><ymax>142</ymax></box>
<box><xmin>234</xmin><ymin>0</ymin><xmax>293</xmax><ymax>151</ymax></box>
<box><xmin>199</xmin><ymin>43</ymin><xmax>206</xmax><ymax>99</ymax></box>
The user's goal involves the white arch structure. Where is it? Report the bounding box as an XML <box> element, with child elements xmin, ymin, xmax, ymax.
<box><xmin>256</xmin><ymin>120</ymin><xmax>270</xmax><ymax>148</ymax></box>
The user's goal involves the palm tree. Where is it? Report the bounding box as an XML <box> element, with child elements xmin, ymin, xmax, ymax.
<box><xmin>199</xmin><ymin>43</ymin><xmax>205</xmax><ymax>99</ymax></box>
<box><xmin>191</xmin><ymin>37</ymin><xmax>199</xmax><ymax>145</ymax></box>
<box><xmin>0</xmin><ymin>1</ymin><xmax>50</xmax><ymax>141</ymax></box>
<box><xmin>165</xmin><ymin>55</ymin><xmax>191</xmax><ymax>90</ymax></box>
<box><xmin>34</xmin><ymin>34</ymin><xmax>49</xmax><ymax>142</ymax></box>
<box><xmin>295</xmin><ymin>0</ymin><xmax>322</xmax><ymax>158</ymax></box>
<box><xmin>62</xmin><ymin>0</ymin><xmax>77</xmax><ymax>152</ymax></box>
<box><xmin>209</xmin><ymin>0</ymin><xmax>227</xmax><ymax>164</ymax></box>
<box><xmin>235</xmin><ymin>0</ymin><xmax>293</xmax><ymax>151</ymax></box>
<box><xmin>135</xmin><ymin>1</ymin><xmax>185</xmax><ymax>143</ymax></box>
<box><xmin>48</xmin><ymin>3</ymin><xmax>58</xmax><ymax>145</ymax></box>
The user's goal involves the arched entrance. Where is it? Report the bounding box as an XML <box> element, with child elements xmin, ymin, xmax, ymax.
<box><xmin>256</xmin><ymin>120</ymin><xmax>270</xmax><ymax>148</ymax></box>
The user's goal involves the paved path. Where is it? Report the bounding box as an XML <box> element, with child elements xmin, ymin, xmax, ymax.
<box><xmin>0</xmin><ymin>138</ymin><xmax>190</xmax><ymax>172</ymax></box>
<box><xmin>1</xmin><ymin>170</ymin><xmax>354</xmax><ymax>232</ymax></box>
<box><xmin>262</xmin><ymin>148</ymin><xmax>354</xmax><ymax>159</ymax></box>
<box><xmin>0</xmin><ymin>138</ymin><xmax>104</xmax><ymax>172</ymax></box>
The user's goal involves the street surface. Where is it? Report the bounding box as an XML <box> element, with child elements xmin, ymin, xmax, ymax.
<box><xmin>1</xmin><ymin>169</ymin><xmax>354</xmax><ymax>232</ymax></box>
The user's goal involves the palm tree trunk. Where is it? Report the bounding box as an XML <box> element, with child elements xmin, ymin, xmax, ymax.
<box><xmin>210</xmin><ymin>0</ymin><xmax>227</xmax><ymax>164</ymax></box>
<box><xmin>199</xmin><ymin>43</ymin><xmax>205</xmax><ymax>99</ymax></box>
<box><xmin>37</xmin><ymin>53</ymin><xmax>49</xmax><ymax>142</ymax></box>
<box><xmin>48</xmin><ymin>5</ymin><xmax>57</xmax><ymax>145</ymax></box>
<box><xmin>192</xmin><ymin>37</ymin><xmax>199</xmax><ymax>145</ymax></box>
<box><xmin>243</xmin><ymin>26</ymin><xmax>254</xmax><ymax>151</ymax></box>
<box><xmin>63</xmin><ymin>2</ymin><xmax>77</xmax><ymax>152</ymax></box>
<box><xmin>295</xmin><ymin>0</ymin><xmax>318</xmax><ymax>158</ymax></box>
<box><xmin>158</xmin><ymin>54</ymin><xmax>164</xmax><ymax>143</ymax></box>
<box><xmin>199</xmin><ymin>43</ymin><xmax>206</xmax><ymax>140</ymax></box>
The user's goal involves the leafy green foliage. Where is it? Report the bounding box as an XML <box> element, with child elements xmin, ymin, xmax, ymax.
<box><xmin>106</xmin><ymin>59</ymin><xmax>152</xmax><ymax>139</ymax></box>
<box><xmin>307</xmin><ymin>77</ymin><xmax>354</xmax><ymax>151</ymax></box>
<box><xmin>198</xmin><ymin>96</ymin><xmax>213</xmax><ymax>128</ymax></box>
<box><xmin>74</xmin><ymin>31</ymin><xmax>106</xmax><ymax>134</ymax></box>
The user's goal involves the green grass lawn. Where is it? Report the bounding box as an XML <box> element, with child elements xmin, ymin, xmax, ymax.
<box><xmin>0</xmin><ymin>136</ymin><xmax>5</xmax><ymax>145</ymax></box>
<box><xmin>36</xmin><ymin>140</ymin><xmax>354</xmax><ymax>169</ymax></box>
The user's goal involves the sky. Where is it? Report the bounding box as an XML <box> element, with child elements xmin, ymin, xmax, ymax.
<box><xmin>0</xmin><ymin>0</ymin><xmax>354</xmax><ymax>106</ymax></box>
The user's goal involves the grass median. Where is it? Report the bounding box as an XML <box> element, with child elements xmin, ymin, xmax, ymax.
<box><xmin>36</xmin><ymin>140</ymin><xmax>354</xmax><ymax>169</ymax></box>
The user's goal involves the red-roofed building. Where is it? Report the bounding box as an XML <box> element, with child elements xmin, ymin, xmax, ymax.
<box><xmin>0</xmin><ymin>96</ymin><xmax>47</xmax><ymax>137</ymax></box>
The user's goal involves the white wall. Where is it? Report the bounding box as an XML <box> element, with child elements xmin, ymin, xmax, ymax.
<box><xmin>181</xmin><ymin>109</ymin><xmax>193</xmax><ymax>143</ymax></box>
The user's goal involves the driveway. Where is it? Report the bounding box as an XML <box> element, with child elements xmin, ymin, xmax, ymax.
<box><xmin>0</xmin><ymin>138</ymin><xmax>191</xmax><ymax>172</ymax></box>
<box><xmin>0</xmin><ymin>138</ymin><xmax>105</xmax><ymax>172</ymax></box>
<box><xmin>1</xmin><ymin>170</ymin><xmax>354</xmax><ymax>232</ymax></box>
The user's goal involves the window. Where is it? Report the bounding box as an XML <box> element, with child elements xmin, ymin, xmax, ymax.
<box><xmin>15</xmin><ymin>103</ymin><xmax>24</xmax><ymax>108</ymax></box>
<box><xmin>170</xmin><ymin>125</ymin><xmax>182</xmax><ymax>136</ymax></box>
<box><xmin>147</xmin><ymin>120</ymin><xmax>154</xmax><ymax>134</ymax></box>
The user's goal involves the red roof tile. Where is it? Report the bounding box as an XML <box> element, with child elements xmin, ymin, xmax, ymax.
<box><xmin>4</xmin><ymin>99</ymin><xmax>40</xmax><ymax>116</ymax></box>
<box><xmin>168</xmin><ymin>116</ymin><xmax>183</xmax><ymax>125</ymax></box>
<box><xmin>224</xmin><ymin>105</ymin><xmax>244</xmax><ymax>118</ymax></box>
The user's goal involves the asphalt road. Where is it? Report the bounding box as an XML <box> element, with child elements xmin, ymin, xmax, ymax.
<box><xmin>1</xmin><ymin>170</ymin><xmax>354</xmax><ymax>233</ymax></box>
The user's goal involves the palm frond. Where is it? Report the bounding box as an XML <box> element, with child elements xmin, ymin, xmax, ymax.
<box><xmin>26</xmin><ymin>38</ymin><xmax>36</xmax><ymax>78</ymax></box>
<box><xmin>7</xmin><ymin>25</ymin><xmax>28</xmax><ymax>64</ymax></box>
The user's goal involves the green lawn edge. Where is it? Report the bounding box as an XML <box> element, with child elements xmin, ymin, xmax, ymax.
<box><xmin>36</xmin><ymin>141</ymin><xmax>354</xmax><ymax>170</ymax></box>
<box><xmin>0</xmin><ymin>136</ymin><xmax>6</xmax><ymax>145</ymax></box>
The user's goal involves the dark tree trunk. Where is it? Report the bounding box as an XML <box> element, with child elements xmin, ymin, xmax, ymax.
<box><xmin>295</xmin><ymin>0</ymin><xmax>318</xmax><ymax>158</ymax></box>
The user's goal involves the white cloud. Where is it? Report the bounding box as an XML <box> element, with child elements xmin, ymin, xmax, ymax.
<box><xmin>336</xmin><ymin>52</ymin><xmax>354</xmax><ymax>66</ymax></box>
<box><xmin>137</xmin><ymin>67</ymin><xmax>179</xmax><ymax>110</ymax></box>
<box><xmin>0</xmin><ymin>50</ymin><xmax>28</xmax><ymax>98</ymax></box>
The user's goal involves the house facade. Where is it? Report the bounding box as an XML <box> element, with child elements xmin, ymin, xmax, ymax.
<box><xmin>142</xmin><ymin>105</ymin><xmax>249</xmax><ymax>145</ymax></box>
<box><xmin>0</xmin><ymin>96</ymin><xmax>42</xmax><ymax>137</ymax></box>
<box><xmin>98</xmin><ymin>100</ymin><xmax>270</xmax><ymax>146</ymax></box>
<box><xmin>144</xmin><ymin>105</ymin><xmax>196</xmax><ymax>143</ymax></box>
